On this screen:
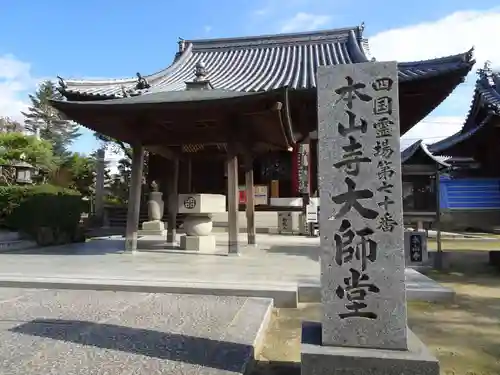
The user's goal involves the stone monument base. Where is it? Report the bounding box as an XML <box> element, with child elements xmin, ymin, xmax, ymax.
<box><xmin>180</xmin><ymin>235</ymin><xmax>216</xmax><ymax>253</ymax></box>
<box><xmin>138</xmin><ymin>220</ymin><xmax>166</xmax><ymax>236</ymax></box>
<box><xmin>301</xmin><ymin>321</ymin><xmax>439</xmax><ymax>375</ymax></box>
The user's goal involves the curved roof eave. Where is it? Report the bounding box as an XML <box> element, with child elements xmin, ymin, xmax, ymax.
<box><xmin>428</xmin><ymin>113</ymin><xmax>493</xmax><ymax>154</ymax></box>
<box><xmin>56</xmin><ymin>25</ymin><xmax>474</xmax><ymax>100</ymax></box>
<box><xmin>461</xmin><ymin>68</ymin><xmax>500</xmax><ymax>131</ymax></box>
<box><xmin>421</xmin><ymin>142</ymin><xmax>450</xmax><ymax>167</ymax></box>
<box><xmin>401</xmin><ymin>140</ymin><xmax>449</xmax><ymax>167</ymax></box>
<box><xmin>428</xmin><ymin>67</ymin><xmax>500</xmax><ymax>155</ymax></box>
<box><xmin>62</xmin><ymin>43</ymin><xmax>195</xmax><ymax>87</ymax></box>
<box><xmin>401</xmin><ymin>140</ymin><xmax>423</xmax><ymax>164</ymax></box>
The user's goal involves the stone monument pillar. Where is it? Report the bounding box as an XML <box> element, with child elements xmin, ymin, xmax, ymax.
<box><xmin>178</xmin><ymin>193</ymin><xmax>226</xmax><ymax>253</ymax></box>
<box><xmin>301</xmin><ymin>62</ymin><xmax>439</xmax><ymax>375</ymax></box>
<box><xmin>138</xmin><ymin>181</ymin><xmax>166</xmax><ymax>235</ymax></box>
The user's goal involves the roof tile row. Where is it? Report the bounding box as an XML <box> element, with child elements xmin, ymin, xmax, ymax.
<box><xmin>428</xmin><ymin>68</ymin><xmax>500</xmax><ymax>154</ymax></box>
<box><xmin>59</xmin><ymin>26</ymin><xmax>474</xmax><ymax>99</ymax></box>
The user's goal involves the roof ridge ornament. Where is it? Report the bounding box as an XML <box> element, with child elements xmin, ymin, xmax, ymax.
<box><xmin>464</xmin><ymin>46</ymin><xmax>474</xmax><ymax>62</ymax></box>
<box><xmin>135</xmin><ymin>72</ymin><xmax>151</xmax><ymax>90</ymax></box>
<box><xmin>185</xmin><ymin>61</ymin><xmax>213</xmax><ymax>90</ymax></box>
<box><xmin>359</xmin><ymin>22</ymin><xmax>365</xmax><ymax>35</ymax></box>
<box><xmin>478</xmin><ymin>60</ymin><xmax>493</xmax><ymax>80</ymax></box>
<box><xmin>178</xmin><ymin>38</ymin><xmax>186</xmax><ymax>53</ymax></box>
<box><xmin>194</xmin><ymin>61</ymin><xmax>208</xmax><ymax>82</ymax></box>
<box><xmin>121</xmin><ymin>85</ymin><xmax>130</xmax><ymax>98</ymax></box>
<box><xmin>57</xmin><ymin>76</ymin><xmax>67</xmax><ymax>90</ymax></box>
<box><xmin>483</xmin><ymin>60</ymin><xmax>492</xmax><ymax>72</ymax></box>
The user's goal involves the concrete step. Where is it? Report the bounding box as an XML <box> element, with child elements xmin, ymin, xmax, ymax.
<box><xmin>297</xmin><ymin>269</ymin><xmax>455</xmax><ymax>304</ymax></box>
<box><xmin>0</xmin><ymin>231</ymin><xmax>20</xmax><ymax>241</ymax></box>
<box><xmin>0</xmin><ymin>276</ymin><xmax>298</xmax><ymax>308</ymax></box>
<box><xmin>0</xmin><ymin>240</ymin><xmax>37</xmax><ymax>252</ymax></box>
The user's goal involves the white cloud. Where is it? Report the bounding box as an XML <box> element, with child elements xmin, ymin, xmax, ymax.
<box><xmin>368</xmin><ymin>8</ymin><xmax>500</xmax><ymax>144</ymax></box>
<box><xmin>104</xmin><ymin>147</ymin><xmax>124</xmax><ymax>175</ymax></box>
<box><xmin>253</xmin><ymin>7</ymin><xmax>271</xmax><ymax>17</ymax></box>
<box><xmin>369</xmin><ymin>8</ymin><xmax>500</xmax><ymax>68</ymax></box>
<box><xmin>400</xmin><ymin>116</ymin><xmax>465</xmax><ymax>150</ymax></box>
<box><xmin>0</xmin><ymin>54</ymin><xmax>38</xmax><ymax>123</ymax></box>
<box><xmin>369</xmin><ymin>8</ymin><xmax>500</xmax><ymax>67</ymax></box>
<box><xmin>280</xmin><ymin>12</ymin><xmax>331</xmax><ymax>33</ymax></box>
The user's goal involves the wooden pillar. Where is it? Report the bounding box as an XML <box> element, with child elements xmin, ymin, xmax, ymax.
<box><xmin>245</xmin><ymin>156</ymin><xmax>256</xmax><ymax>245</ymax></box>
<box><xmin>227</xmin><ymin>148</ymin><xmax>239</xmax><ymax>254</ymax></box>
<box><xmin>291</xmin><ymin>145</ymin><xmax>299</xmax><ymax>196</ymax></box>
<box><xmin>166</xmin><ymin>158</ymin><xmax>180</xmax><ymax>244</ymax></box>
<box><xmin>186</xmin><ymin>158</ymin><xmax>192</xmax><ymax>193</ymax></box>
<box><xmin>270</xmin><ymin>180</ymin><xmax>279</xmax><ymax>198</ymax></box>
<box><xmin>94</xmin><ymin>148</ymin><xmax>105</xmax><ymax>223</ymax></box>
<box><xmin>125</xmin><ymin>144</ymin><xmax>145</xmax><ymax>252</ymax></box>
<box><xmin>417</xmin><ymin>221</ymin><xmax>424</xmax><ymax>231</ymax></box>
<box><xmin>435</xmin><ymin>171</ymin><xmax>443</xmax><ymax>269</ymax></box>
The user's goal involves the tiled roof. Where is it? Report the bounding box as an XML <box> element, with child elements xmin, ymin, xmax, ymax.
<box><xmin>58</xmin><ymin>26</ymin><xmax>474</xmax><ymax>99</ymax></box>
<box><xmin>428</xmin><ymin>66</ymin><xmax>500</xmax><ymax>154</ymax></box>
<box><xmin>401</xmin><ymin>139</ymin><xmax>449</xmax><ymax>166</ymax></box>
<box><xmin>427</xmin><ymin>114</ymin><xmax>492</xmax><ymax>154</ymax></box>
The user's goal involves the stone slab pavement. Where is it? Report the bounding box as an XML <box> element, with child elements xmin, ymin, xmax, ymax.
<box><xmin>0</xmin><ymin>287</ymin><xmax>272</xmax><ymax>375</ymax></box>
<box><xmin>0</xmin><ymin>233</ymin><xmax>453</xmax><ymax>304</ymax></box>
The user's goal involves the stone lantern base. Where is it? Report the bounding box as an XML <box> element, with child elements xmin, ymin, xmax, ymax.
<box><xmin>138</xmin><ymin>220</ymin><xmax>166</xmax><ymax>236</ymax></box>
<box><xmin>180</xmin><ymin>235</ymin><xmax>216</xmax><ymax>252</ymax></box>
<box><xmin>180</xmin><ymin>214</ymin><xmax>216</xmax><ymax>252</ymax></box>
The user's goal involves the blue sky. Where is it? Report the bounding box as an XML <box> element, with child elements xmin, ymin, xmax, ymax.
<box><xmin>0</xmin><ymin>0</ymin><xmax>499</xmax><ymax>155</ymax></box>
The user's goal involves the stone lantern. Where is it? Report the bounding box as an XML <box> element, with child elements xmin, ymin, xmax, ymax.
<box><xmin>138</xmin><ymin>180</ymin><xmax>166</xmax><ymax>235</ymax></box>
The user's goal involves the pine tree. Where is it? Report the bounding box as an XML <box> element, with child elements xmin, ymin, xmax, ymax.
<box><xmin>0</xmin><ymin>117</ymin><xmax>23</xmax><ymax>133</ymax></box>
<box><xmin>22</xmin><ymin>80</ymin><xmax>80</xmax><ymax>157</ymax></box>
<box><xmin>94</xmin><ymin>132</ymin><xmax>132</xmax><ymax>159</ymax></box>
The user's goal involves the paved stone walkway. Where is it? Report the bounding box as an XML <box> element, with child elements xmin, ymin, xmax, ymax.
<box><xmin>0</xmin><ymin>233</ymin><xmax>321</xmax><ymax>285</ymax></box>
<box><xmin>0</xmin><ymin>233</ymin><xmax>453</xmax><ymax>305</ymax></box>
<box><xmin>0</xmin><ymin>288</ymin><xmax>271</xmax><ymax>374</ymax></box>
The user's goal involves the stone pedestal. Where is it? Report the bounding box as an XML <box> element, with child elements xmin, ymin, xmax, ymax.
<box><xmin>180</xmin><ymin>234</ymin><xmax>216</xmax><ymax>253</ymax></box>
<box><xmin>138</xmin><ymin>220</ymin><xmax>165</xmax><ymax>236</ymax></box>
<box><xmin>178</xmin><ymin>194</ymin><xmax>226</xmax><ymax>253</ymax></box>
<box><xmin>138</xmin><ymin>191</ymin><xmax>165</xmax><ymax>236</ymax></box>
<box><xmin>301</xmin><ymin>322</ymin><xmax>439</xmax><ymax>375</ymax></box>
<box><xmin>181</xmin><ymin>214</ymin><xmax>216</xmax><ymax>252</ymax></box>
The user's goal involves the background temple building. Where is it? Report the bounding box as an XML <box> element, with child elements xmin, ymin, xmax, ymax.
<box><xmin>401</xmin><ymin>140</ymin><xmax>448</xmax><ymax>228</ymax></box>
<box><xmin>425</xmin><ymin>65</ymin><xmax>500</xmax><ymax>231</ymax></box>
<box><xmin>429</xmin><ymin>64</ymin><xmax>500</xmax><ymax>176</ymax></box>
<box><xmin>54</xmin><ymin>25</ymin><xmax>474</xmax><ymax>211</ymax></box>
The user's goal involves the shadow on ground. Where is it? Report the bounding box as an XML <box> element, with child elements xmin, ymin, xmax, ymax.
<box><xmin>10</xmin><ymin>319</ymin><xmax>254</xmax><ymax>373</ymax></box>
<box><xmin>425</xmin><ymin>251</ymin><xmax>500</xmax><ymax>288</ymax></box>
<box><xmin>249</xmin><ymin>361</ymin><xmax>300</xmax><ymax>375</ymax></box>
<box><xmin>0</xmin><ymin>239</ymin><xmax>125</xmax><ymax>255</ymax></box>
<box><xmin>266</xmin><ymin>245</ymin><xmax>320</xmax><ymax>261</ymax></box>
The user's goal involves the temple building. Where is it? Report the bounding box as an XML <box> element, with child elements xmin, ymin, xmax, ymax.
<box><xmin>54</xmin><ymin>26</ymin><xmax>474</xmax><ymax>205</ymax></box>
<box><xmin>428</xmin><ymin>63</ymin><xmax>500</xmax><ymax>176</ymax></box>
<box><xmin>427</xmin><ymin>64</ymin><xmax>500</xmax><ymax>231</ymax></box>
<box><xmin>50</xmin><ymin>25</ymin><xmax>476</xmax><ymax>250</ymax></box>
<box><xmin>401</xmin><ymin>140</ymin><xmax>448</xmax><ymax>228</ymax></box>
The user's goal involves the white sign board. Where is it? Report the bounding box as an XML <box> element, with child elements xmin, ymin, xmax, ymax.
<box><xmin>306</xmin><ymin>203</ymin><xmax>318</xmax><ymax>223</ymax></box>
<box><xmin>278</xmin><ymin>212</ymin><xmax>294</xmax><ymax>233</ymax></box>
<box><xmin>255</xmin><ymin>185</ymin><xmax>268</xmax><ymax>205</ymax></box>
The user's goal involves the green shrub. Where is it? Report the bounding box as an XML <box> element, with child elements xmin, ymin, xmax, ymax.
<box><xmin>0</xmin><ymin>184</ymin><xmax>85</xmax><ymax>246</ymax></box>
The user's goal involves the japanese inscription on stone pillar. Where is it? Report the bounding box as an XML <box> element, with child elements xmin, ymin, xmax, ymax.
<box><xmin>317</xmin><ymin>62</ymin><xmax>407</xmax><ymax>350</ymax></box>
<box><xmin>297</xmin><ymin>143</ymin><xmax>310</xmax><ymax>194</ymax></box>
